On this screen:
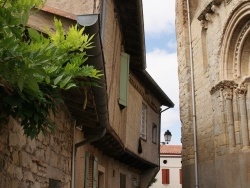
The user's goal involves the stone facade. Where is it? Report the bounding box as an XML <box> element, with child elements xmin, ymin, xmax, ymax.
<box><xmin>176</xmin><ymin>0</ymin><xmax>250</xmax><ymax>187</ymax></box>
<box><xmin>0</xmin><ymin>108</ymin><xmax>73</xmax><ymax>188</ymax></box>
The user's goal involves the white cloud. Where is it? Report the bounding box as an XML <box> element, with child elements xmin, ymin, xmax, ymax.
<box><xmin>146</xmin><ymin>49</ymin><xmax>179</xmax><ymax>105</ymax></box>
<box><xmin>142</xmin><ymin>0</ymin><xmax>176</xmax><ymax>34</ymax></box>
<box><xmin>146</xmin><ymin>49</ymin><xmax>181</xmax><ymax>144</ymax></box>
<box><xmin>143</xmin><ymin>0</ymin><xmax>181</xmax><ymax>144</ymax></box>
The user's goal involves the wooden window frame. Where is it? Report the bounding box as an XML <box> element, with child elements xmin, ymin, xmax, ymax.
<box><xmin>152</xmin><ymin>124</ymin><xmax>157</xmax><ymax>144</ymax></box>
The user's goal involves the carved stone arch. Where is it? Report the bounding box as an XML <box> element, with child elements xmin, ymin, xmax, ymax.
<box><xmin>221</xmin><ymin>1</ymin><xmax>250</xmax><ymax>81</ymax></box>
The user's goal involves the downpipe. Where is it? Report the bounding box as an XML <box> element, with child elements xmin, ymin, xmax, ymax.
<box><xmin>71</xmin><ymin>121</ymin><xmax>76</xmax><ymax>188</ymax></box>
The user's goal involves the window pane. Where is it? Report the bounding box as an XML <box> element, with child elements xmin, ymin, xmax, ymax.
<box><xmin>49</xmin><ymin>179</ymin><xmax>61</xmax><ymax>188</ymax></box>
<box><xmin>140</xmin><ymin>103</ymin><xmax>147</xmax><ymax>139</ymax></box>
<box><xmin>152</xmin><ymin>124</ymin><xmax>157</xmax><ymax>144</ymax></box>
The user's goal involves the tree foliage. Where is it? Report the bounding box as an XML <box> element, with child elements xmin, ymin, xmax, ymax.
<box><xmin>0</xmin><ymin>0</ymin><xmax>102</xmax><ymax>138</ymax></box>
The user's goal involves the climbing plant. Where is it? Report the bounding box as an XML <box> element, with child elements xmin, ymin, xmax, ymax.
<box><xmin>0</xmin><ymin>0</ymin><xmax>102</xmax><ymax>138</ymax></box>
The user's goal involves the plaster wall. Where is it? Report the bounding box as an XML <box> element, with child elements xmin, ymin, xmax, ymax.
<box><xmin>102</xmin><ymin>0</ymin><xmax>162</xmax><ymax>164</ymax></box>
<box><xmin>150</xmin><ymin>155</ymin><xmax>182</xmax><ymax>188</ymax></box>
<box><xmin>126</xmin><ymin>75</ymin><xmax>161</xmax><ymax>164</ymax></box>
<box><xmin>102</xmin><ymin>0</ymin><xmax>126</xmax><ymax>144</ymax></box>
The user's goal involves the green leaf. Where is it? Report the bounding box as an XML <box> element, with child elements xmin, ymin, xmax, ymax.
<box><xmin>64</xmin><ymin>83</ymin><xmax>76</xmax><ymax>90</ymax></box>
<box><xmin>0</xmin><ymin>0</ymin><xmax>101</xmax><ymax>139</ymax></box>
<box><xmin>27</xmin><ymin>28</ymin><xmax>42</xmax><ymax>42</ymax></box>
<box><xmin>59</xmin><ymin>75</ymin><xmax>72</xmax><ymax>89</ymax></box>
<box><xmin>17</xmin><ymin>75</ymin><xmax>25</xmax><ymax>91</ymax></box>
<box><xmin>27</xmin><ymin>78</ymin><xmax>39</xmax><ymax>91</ymax></box>
<box><xmin>45</xmin><ymin>76</ymin><xmax>50</xmax><ymax>84</ymax></box>
<box><xmin>54</xmin><ymin>74</ymin><xmax>63</xmax><ymax>85</ymax></box>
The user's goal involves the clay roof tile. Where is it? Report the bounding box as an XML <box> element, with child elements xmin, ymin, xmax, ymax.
<box><xmin>160</xmin><ymin>145</ymin><xmax>182</xmax><ymax>155</ymax></box>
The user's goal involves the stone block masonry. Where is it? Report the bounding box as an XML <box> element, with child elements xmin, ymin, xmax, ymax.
<box><xmin>0</xmin><ymin>108</ymin><xmax>73</xmax><ymax>188</ymax></box>
<box><xmin>176</xmin><ymin>0</ymin><xmax>250</xmax><ymax>187</ymax></box>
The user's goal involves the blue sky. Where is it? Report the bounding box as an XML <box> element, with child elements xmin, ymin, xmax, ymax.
<box><xmin>142</xmin><ymin>0</ymin><xmax>181</xmax><ymax>144</ymax></box>
<box><xmin>145</xmin><ymin>32</ymin><xmax>177</xmax><ymax>53</ymax></box>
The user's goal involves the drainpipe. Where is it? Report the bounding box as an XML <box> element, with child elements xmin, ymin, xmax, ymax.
<box><xmin>75</xmin><ymin>128</ymin><xmax>106</xmax><ymax>150</ymax></box>
<box><xmin>74</xmin><ymin>14</ymin><xmax>109</xmax><ymax>153</ymax></box>
<box><xmin>72</xmin><ymin>14</ymin><xmax>109</xmax><ymax>188</ymax></box>
<box><xmin>101</xmin><ymin>0</ymin><xmax>106</xmax><ymax>42</ymax></box>
<box><xmin>148</xmin><ymin>107</ymin><xmax>173</xmax><ymax>186</ymax></box>
<box><xmin>186</xmin><ymin>0</ymin><xmax>199</xmax><ymax>187</ymax></box>
<box><xmin>71</xmin><ymin>121</ymin><xmax>76</xmax><ymax>188</ymax></box>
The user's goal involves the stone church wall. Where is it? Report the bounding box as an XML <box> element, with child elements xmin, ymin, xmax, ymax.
<box><xmin>176</xmin><ymin>0</ymin><xmax>250</xmax><ymax>187</ymax></box>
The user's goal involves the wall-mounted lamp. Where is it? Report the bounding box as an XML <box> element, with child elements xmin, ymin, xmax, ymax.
<box><xmin>164</xmin><ymin>130</ymin><xmax>172</xmax><ymax>144</ymax></box>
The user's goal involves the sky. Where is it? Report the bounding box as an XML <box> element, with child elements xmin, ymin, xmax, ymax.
<box><xmin>142</xmin><ymin>0</ymin><xmax>181</xmax><ymax>144</ymax></box>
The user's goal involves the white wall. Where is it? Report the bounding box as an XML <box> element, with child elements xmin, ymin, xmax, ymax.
<box><xmin>150</xmin><ymin>155</ymin><xmax>182</xmax><ymax>188</ymax></box>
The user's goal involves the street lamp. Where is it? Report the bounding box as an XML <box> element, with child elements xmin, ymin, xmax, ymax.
<box><xmin>164</xmin><ymin>130</ymin><xmax>172</xmax><ymax>144</ymax></box>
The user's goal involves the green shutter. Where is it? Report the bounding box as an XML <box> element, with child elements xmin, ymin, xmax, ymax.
<box><xmin>93</xmin><ymin>157</ymin><xmax>98</xmax><ymax>188</ymax></box>
<box><xmin>84</xmin><ymin>152</ymin><xmax>90</xmax><ymax>188</ymax></box>
<box><xmin>119</xmin><ymin>52</ymin><xmax>130</xmax><ymax>107</ymax></box>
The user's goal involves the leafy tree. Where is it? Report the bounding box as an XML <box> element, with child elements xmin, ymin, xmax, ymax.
<box><xmin>0</xmin><ymin>0</ymin><xmax>102</xmax><ymax>138</ymax></box>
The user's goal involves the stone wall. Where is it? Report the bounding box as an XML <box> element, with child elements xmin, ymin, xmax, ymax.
<box><xmin>176</xmin><ymin>0</ymin><xmax>250</xmax><ymax>187</ymax></box>
<box><xmin>0</xmin><ymin>107</ymin><xmax>73</xmax><ymax>188</ymax></box>
<box><xmin>176</xmin><ymin>0</ymin><xmax>194</xmax><ymax>167</ymax></box>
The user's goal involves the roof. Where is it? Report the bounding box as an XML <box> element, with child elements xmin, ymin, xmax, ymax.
<box><xmin>114</xmin><ymin>0</ymin><xmax>146</xmax><ymax>70</ymax></box>
<box><xmin>114</xmin><ymin>0</ymin><xmax>174</xmax><ymax>108</ymax></box>
<box><xmin>160</xmin><ymin>145</ymin><xmax>182</xmax><ymax>155</ymax></box>
<box><xmin>134</xmin><ymin>70</ymin><xmax>174</xmax><ymax>108</ymax></box>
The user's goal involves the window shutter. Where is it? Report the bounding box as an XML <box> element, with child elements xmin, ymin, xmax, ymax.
<box><xmin>93</xmin><ymin>157</ymin><xmax>98</xmax><ymax>188</ymax></box>
<box><xmin>85</xmin><ymin>152</ymin><xmax>90</xmax><ymax>188</ymax></box>
<box><xmin>162</xmin><ymin>169</ymin><xmax>170</xmax><ymax>184</ymax></box>
<box><xmin>120</xmin><ymin>173</ymin><xmax>126</xmax><ymax>188</ymax></box>
<box><xmin>119</xmin><ymin>52</ymin><xmax>130</xmax><ymax>107</ymax></box>
<box><xmin>180</xmin><ymin>169</ymin><xmax>182</xmax><ymax>184</ymax></box>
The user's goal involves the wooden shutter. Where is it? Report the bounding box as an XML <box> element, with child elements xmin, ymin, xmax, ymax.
<box><xmin>162</xmin><ymin>169</ymin><xmax>170</xmax><ymax>184</ymax></box>
<box><xmin>180</xmin><ymin>169</ymin><xmax>182</xmax><ymax>184</ymax></box>
<box><xmin>85</xmin><ymin>152</ymin><xmax>90</xmax><ymax>188</ymax></box>
<box><xmin>120</xmin><ymin>173</ymin><xmax>126</xmax><ymax>188</ymax></box>
<box><xmin>119</xmin><ymin>52</ymin><xmax>130</xmax><ymax>107</ymax></box>
<box><xmin>93</xmin><ymin>157</ymin><xmax>98</xmax><ymax>188</ymax></box>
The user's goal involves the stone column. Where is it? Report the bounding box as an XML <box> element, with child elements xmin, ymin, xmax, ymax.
<box><xmin>223</xmin><ymin>87</ymin><xmax>236</xmax><ymax>150</ymax></box>
<box><xmin>235</xmin><ymin>84</ymin><xmax>250</xmax><ymax>150</ymax></box>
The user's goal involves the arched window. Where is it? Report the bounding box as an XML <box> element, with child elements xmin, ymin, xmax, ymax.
<box><xmin>221</xmin><ymin>2</ymin><xmax>250</xmax><ymax>81</ymax></box>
